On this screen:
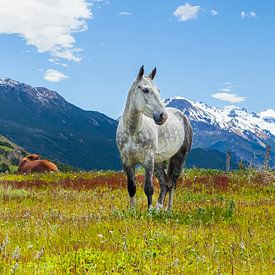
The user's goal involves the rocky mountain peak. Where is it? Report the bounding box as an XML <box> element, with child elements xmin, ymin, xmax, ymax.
<box><xmin>0</xmin><ymin>77</ymin><xmax>66</xmax><ymax>107</ymax></box>
<box><xmin>0</xmin><ymin>77</ymin><xmax>20</xmax><ymax>87</ymax></box>
<box><xmin>165</xmin><ymin>96</ymin><xmax>274</xmax><ymax>167</ymax></box>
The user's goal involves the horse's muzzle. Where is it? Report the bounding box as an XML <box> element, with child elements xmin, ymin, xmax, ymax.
<box><xmin>153</xmin><ymin>111</ymin><xmax>168</xmax><ymax>125</ymax></box>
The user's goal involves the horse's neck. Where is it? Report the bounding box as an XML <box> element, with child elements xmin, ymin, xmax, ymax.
<box><xmin>18</xmin><ymin>159</ymin><xmax>28</xmax><ymax>172</ymax></box>
<box><xmin>19</xmin><ymin>159</ymin><xmax>27</xmax><ymax>166</ymax></box>
<box><xmin>123</xmin><ymin>107</ymin><xmax>142</xmax><ymax>134</ymax></box>
<box><xmin>122</xmin><ymin>93</ymin><xmax>142</xmax><ymax>134</ymax></box>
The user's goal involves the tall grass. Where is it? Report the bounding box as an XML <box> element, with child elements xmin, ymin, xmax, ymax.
<box><xmin>0</xmin><ymin>169</ymin><xmax>274</xmax><ymax>273</ymax></box>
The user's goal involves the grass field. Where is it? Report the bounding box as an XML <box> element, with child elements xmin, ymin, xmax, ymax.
<box><xmin>0</xmin><ymin>169</ymin><xmax>274</xmax><ymax>274</ymax></box>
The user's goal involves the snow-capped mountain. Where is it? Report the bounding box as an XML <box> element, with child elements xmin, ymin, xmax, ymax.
<box><xmin>0</xmin><ymin>76</ymin><xmax>273</xmax><ymax>169</ymax></box>
<box><xmin>0</xmin><ymin>77</ymin><xmax>120</xmax><ymax>170</ymax></box>
<box><xmin>0</xmin><ymin>77</ymin><xmax>69</xmax><ymax>108</ymax></box>
<box><xmin>164</xmin><ymin>96</ymin><xmax>275</xmax><ymax>167</ymax></box>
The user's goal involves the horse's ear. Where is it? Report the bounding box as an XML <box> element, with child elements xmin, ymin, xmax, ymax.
<box><xmin>148</xmin><ymin>67</ymin><xmax>157</xmax><ymax>80</ymax></box>
<box><xmin>136</xmin><ymin>65</ymin><xmax>144</xmax><ymax>81</ymax></box>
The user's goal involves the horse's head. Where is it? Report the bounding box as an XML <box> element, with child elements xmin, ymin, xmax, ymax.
<box><xmin>131</xmin><ymin>65</ymin><xmax>168</xmax><ymax>125</ymax></box>
<box><xmin>24</xmin><ymin>154</ymin><xmax>40</xmax><ymax>161</ymax></box>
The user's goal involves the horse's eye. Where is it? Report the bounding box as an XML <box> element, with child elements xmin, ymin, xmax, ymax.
<box><xmin>142</xmin><ymin>88</ymin><xmax>149</xmax><ymax>93</ymax></box>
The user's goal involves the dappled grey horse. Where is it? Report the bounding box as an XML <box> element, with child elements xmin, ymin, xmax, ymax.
<box><xmin>116</xmin><ymin>66</ymin><xmax>192</xmax><ymax>210</ymax></box>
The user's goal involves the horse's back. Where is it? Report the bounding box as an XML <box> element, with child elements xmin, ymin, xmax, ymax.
<box><xmin>19</xmin><ymin>160</ymin><xmax>58</xmax><ymax>174</ymax></box>
<box><xmin>33</xmin><ymin>160</ymin><xmax>58</xmax><ymax>172</ymax></box>
<box><xmin>155</xmin><ymin>107</ymin><xmax>190</xmax><ymax>163</ymax></box>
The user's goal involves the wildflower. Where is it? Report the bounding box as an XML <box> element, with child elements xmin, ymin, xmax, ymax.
<box><xmin>0</xmin><ymin>235</ymin><xmax>9</xmax><ymax>252</ymax></box>
<box><xmin>11</xmin><ymin>262</ymin><xmax>19</xmax><ymax>274</ymax></box>
<box><xmin>240</xmin><ymin>241</ymin><xmax>245</xmax><ymax>250</ymax></box>
<box><xmin>171</xmin><ymin>258</ymin><xmax>179</xmax><ymax>267</ymax></box>
<box><xmin>97</xmin><ymin>234</ymin><xmax>103</xmax><ymax>239</ymax></box>
<box><xmin>35</xmin><ymin>247</ymin><xmax>44</xmax><ymax>260</ymax></box>
<box><xmin>12</xmin><ymin>246</ymin><xmax>20</xmax><ymax>260</ymax></box>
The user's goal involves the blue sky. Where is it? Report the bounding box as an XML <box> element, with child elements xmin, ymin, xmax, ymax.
<box><xmin>0</xmin><ymin>0</ymin><xmax>274</xmax><ymax>118</ymax></box>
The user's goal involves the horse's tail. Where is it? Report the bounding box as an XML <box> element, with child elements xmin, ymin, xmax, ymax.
<box><xmin>166</xmin><ymin>114</ymin><xmax>193</xmax><ymax>188</ymax></box>
<box><xmin>182</xmin><ymin>114</ymin><xmax>193</xmax><ymax>157</ymax></box>
<box><xmin>40</xmin><ymin>160</ymin><xmax>58</xmax><ymax>172</ymax></box>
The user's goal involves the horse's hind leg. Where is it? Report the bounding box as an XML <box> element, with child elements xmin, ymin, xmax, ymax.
<box><xmin>167</xmin><ymin>117</ymin><xmax>192</xmax><ymax>210</ymax></box>
<box><xmin>166</xmin><ymin>146</ymin><xmax>189</xmax><ymax>210</ymax></box>
<box><xmin>124</xmin><ymin>165</ymin><xmax>136</xmax><ymax>208</ymax></box>
<box><xmin>154</xmin><ymin>162</ymin><xmax>168</xmax><ymax>210</ymax></box>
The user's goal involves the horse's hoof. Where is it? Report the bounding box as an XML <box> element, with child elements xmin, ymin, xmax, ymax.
<box><xmin>129</xmin><ymin>197</ymin><xmax>136</xmax><ymax>208</ymax></box>
<box><xmin>148</xmin><ymin>205</ymin><xmax>154</xmax><ymax>213</ymax></box>
<box><xmin>155</xmin><ymin>202</ymin><xmax>163</xmax><ymax>211</ymax></box>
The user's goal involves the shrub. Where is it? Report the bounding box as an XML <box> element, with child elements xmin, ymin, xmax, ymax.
<box><xmin>0</xmin><ymin>163</ymin><xmax>10</xmax><ymax>173</ymax></box>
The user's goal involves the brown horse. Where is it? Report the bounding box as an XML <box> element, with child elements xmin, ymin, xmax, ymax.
<box><xmin>18</xmin><ymin>154</ymin><xmax>58</xmax><ymax>174</ymax></box>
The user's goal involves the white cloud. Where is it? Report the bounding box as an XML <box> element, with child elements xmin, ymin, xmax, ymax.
<box><xmin>44</xmin><ymin>69</ymin><xmax>69</xmax><ymax>83</ymax></box>
<box><xmin>259</xmin><ymin>109</ymin><xmax>275</xmax><ymax>120</ymax></box>
<box><xmin>55</xmin><ymin>62</ymin><xmax>69</xmax><ymax>68</ymax></box>
<box><xmin>241</xmin><ymin>11</ymin><xmax>257</xmax><ymax>18</ymax></box>
<box><xmin>220</xmin><ymin>88</ymin><xmax>231</xmax><ymax>92</ymax></box>
<box><xmin>211</xmin><ymin>92</ymin><xmax>246</xmax><ymax>104</ymax></box>
<box><xmin>211</xmin><ymin>9</ymin><xmax>218</xmax><ymax>16</ymax></box>
<box><xmin>250</xmin><ymin>11</ymin><xmax>256</xmax><ymax>17</ymax></box>
<box><xmin>119</xmin><ymin>12</ymin><xmax>132</xmax><ymax>16</ymax></box>
<box><xmin>240</xmin><ymin>11</ymin><xmax>246</xmax><ymax>18</ymax></box>
<box><xmin>174</xmin><ymin>3</ymin><xmax>201</xmax><ymax>22</ymax></box>
<box><xmin>0</xmin><ymin>0</ymin><xmax>91</xmax><ymax>62</ymax></box>
<box><xmin>221</xmin><ymin>82</ymin><xmax>239</xmax><ymax>92</ymax></box>
<box><xmin>91</xmin><ymin>0</ymin><xmax>109</xmax><ymax>3</ymax></box>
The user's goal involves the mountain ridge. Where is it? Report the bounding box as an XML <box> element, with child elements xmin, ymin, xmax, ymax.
<box><xmin>0</xmin><ymin>77</ymin><xmax>273</xmax><ymax>169</ymax></box>
<box><xmin>164</xmin><ymin>96</ymin><xmax>274</xmax><ymax>167</ymax></box>
<box><xmin>0</xmin><ymin>77</ymin><xmax>121</xmax><ymax>170</ymax></box>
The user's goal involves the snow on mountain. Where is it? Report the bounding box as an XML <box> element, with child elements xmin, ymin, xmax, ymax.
<box><xmin>164</xmin><ymin>96</ymin><xmax>275</xmax><ymax>143</ymax></box>
<box><xmin>0</xmin><ymin>77</ymin><xmax>67</xmax><ymax>108</ymax></box>
<box><xmin>0</xmin><ymin>77</ymin><xmax>20</xmax><ymax>87</ymax></box>
<box><xmin>164</xmin><ymin>96</ymin><xmax>275</xmax><ymax>167</ymax></box>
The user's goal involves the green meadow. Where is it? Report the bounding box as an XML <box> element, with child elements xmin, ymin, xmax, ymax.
<box><xmin>0</xmin><ymin>169</ymin><xmax>274</xmax><ymax>274</ymax></box>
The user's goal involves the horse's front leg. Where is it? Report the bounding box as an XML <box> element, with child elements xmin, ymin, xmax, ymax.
<box><xmin>123</xmin><ymin>165</ymin><xmax>136</xmax><ymax>208</ymax></box>
<box><xmin>144</xmin><ymin>160</ymin><xmax>154</xmax><ymax>211</ymax></box>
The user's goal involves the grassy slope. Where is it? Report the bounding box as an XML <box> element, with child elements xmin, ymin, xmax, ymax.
<box><xmin>0</xmin><ymin>135</ymin><xmax>77</xmax><ymax>173</ymax></box>
<box><xmin>0</xmin><ymin>169</ymin><xmax>274</xmax><ymax>274</ymax></box>
<box><xmin>0</xmin><ymin>135</ymin><xmax>27</xmax><ymax>173</ymax></box>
